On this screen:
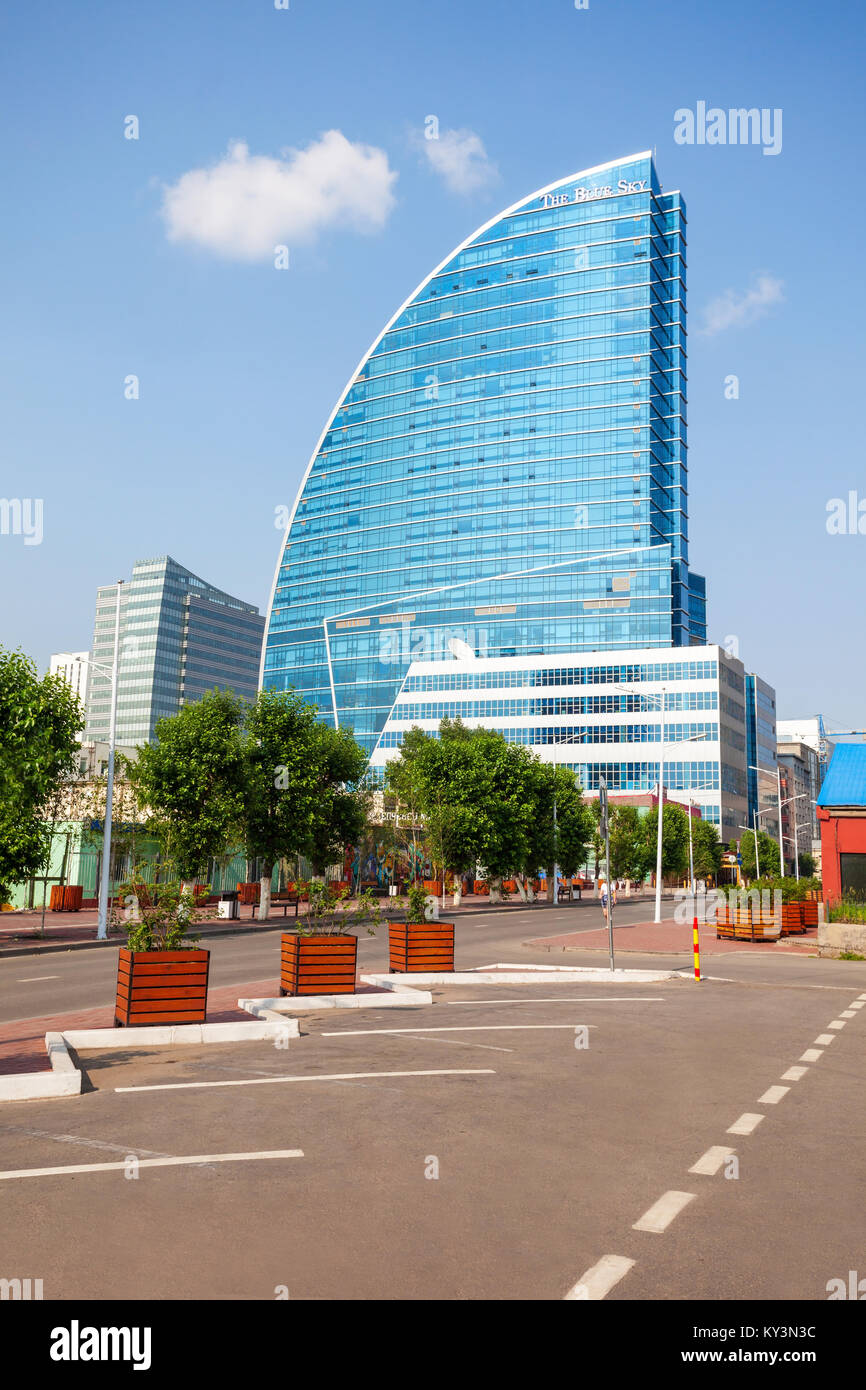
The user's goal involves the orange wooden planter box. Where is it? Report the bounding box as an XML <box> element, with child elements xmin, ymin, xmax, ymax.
<box><xmin>62</xmin><ymin>885</ymin><xmax>83</xmax><ymax>911</ymax></box>
<box><xmin>114</xmin><ymin>948</ymin><xmax>209</xmax><ymax>1027</ymax></box>
<box><xmin>422</xmin><ymin>879</ymin><xmax>442</xmax><ymax>895</ymax></box>
<box><xmin>389</xmin><ymin>922</ymin><xmax>455</xmax><ymax>973</ymax></box>
<box><xmin>49</xmin><ymin>885</ymin><xmax>65</xmax><ymax>911</ymax></box>
<box><xmin>473</xmin><ymin>880</ymin><xmax>489</xmax><ymax>895</ymax></box>
<box><xmin>802</xmin><ymin>901</ymin><xmax>818</xmax><ymax>927</ymax></box>
<box><xmin>280</xmin><ymin>933</ymin><xmax>357</xmax><ymax>995</ymax></box>
<box><xmin>237</xmin><ymin>882</ymin><xmax>260</xmax><ymax>905</ymax></box>
<box><xmin>781</xmin><ymin>903</ymin><xmax>803</xmax><ymax>936</ymax></box>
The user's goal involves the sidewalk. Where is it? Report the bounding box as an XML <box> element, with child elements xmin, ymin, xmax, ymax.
<box><xmin>0</xmin><ymin>977</ymin><xmax>281</xmax><ymax>1077</ymax></box>
<box><xmin>0</xmin><ymin>892</ymin><xmax>646</xmax><ymax>957</ymax></box>
<box><xmin>528</xmin><ymin>916</ymin><xmax>820</xmax><ymax>957</ymax></box>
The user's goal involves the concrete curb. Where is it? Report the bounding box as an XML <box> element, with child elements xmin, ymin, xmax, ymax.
<box><xmin>239</xmin><ymin>988</ymin><xmax>432</xmax><ymax>1015</ymax></box>
<box><xmin>62</xmin><ymin>1019</ymin><xmax>301</xmax><ymax>1049</ymax></box>
<box><xmin>362</xmin><ymin>965</ymin><xmax>680</xmax><ymax>986</ymax></box>
<box><xmin>0</xmin><ymin>1018</ymin><xmax>302</xmax><ymax>1104</ymax></box>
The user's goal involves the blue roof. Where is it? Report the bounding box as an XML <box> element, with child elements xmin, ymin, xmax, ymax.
<box><xmin>817</xmin><ymin>743</ymin><xmax>866</xmax><ymax>808</ymax></box>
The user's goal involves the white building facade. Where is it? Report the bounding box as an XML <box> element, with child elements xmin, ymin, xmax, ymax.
<box><xmin>369</xmin><ymin>643</ymin><xmax>750</xmax><ymax>844</ymax></box>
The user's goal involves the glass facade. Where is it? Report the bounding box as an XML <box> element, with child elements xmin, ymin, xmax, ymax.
<box><xmin>85</xmin><ymin>556</ymin><xmax>265</xmax><ymax>746</ymax></box>
<box><xmin>263</xmin><ymin>152</ymin><xmax>706</xmax><ymax>753</ymax></box>
<box><xmin>745</xmin><ymin>672</ymin><xmax>778</xmax><ymax>831</ymax></box>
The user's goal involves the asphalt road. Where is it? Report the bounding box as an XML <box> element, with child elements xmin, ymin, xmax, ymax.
<box><xmin>0</xmin><ymin>899</ymin><xmax>632</xmax><ymax>1024</ymax></box>
<box><xmin>0</xmin><ymin>912</ymin><xmax>864</xmax><ymax>1304</ymax></box>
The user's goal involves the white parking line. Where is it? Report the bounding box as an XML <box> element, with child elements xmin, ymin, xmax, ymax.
<box><xmin>564</xmin><ymin>1254</ymin><xmax>635</xmax><ymax>1301</ymax></box>
<box><xmin>319</xmin><ymin>1024</ymin><xmax>598</xmax><ymax>1037</ymax></box>
<box><xmin>800</xmin><ymin>1049</ymin><xmax>823</xmax><ymax>1062</ymax></box>
<box><xmin>758</xmin><ymin>1085</ymin><xmax>789</xmax><ymax>1105</ymax></box>
<box><xmin>849</xmin><ymin>1001</ymin><xmax>864</xmax><ymax>1010</ymax></box>
<box><xmin>828</xmin><ymin>1020</ymin><xmax>846</xmax><ymax>1030</ymax></box>
<box><xmin>395</xmin><ymin>1035</ymin><xmax>514</xmax><ymax>1054</ymax></box>
<box><xmin>632</xmin><ymin>1191</ymin><xmax>696</xmax><ymax>1233</ymax></box>
<box><xmin>0</xmin><ymin>1150</ymin><xmax>304</xmax><ymax>1180</ymax></box>
<box><xmin>858</xmin><ymin>994</ymin><xmax>866</xmax><ymax>1001</ymax></box>
<box><xmin>689</xmin><ymin>1146</ymin><xmax>736</xmax><ymax>1176</ymax></box>
<box><xmin>839</xmin><ymin>1010</ymin><xmax>857</xmax><ymax>1018</ymax></box>
<box><xmin>727</xmin><ymin>1113</ymin><xmax>764</xmax><ymax>1136</ymax></box>
<box><xmin>116</xmin><ymin>1068</ymin><xmax>496</xmax><ymax>1094</ymax></box>
<box><xmin>444</xmin><ymin>997</ymin><xmax>663</xmax><ymax>1006</ymax></box>
<box><xmin>781</xmin><ymin>1066</ymin><xmax>809</xmax><ymax>1082</ymax></box>
<box><xmin>815</xmin><ymin>1034</ymin><xmax>836</xmax><ymax>1045</ymax></box>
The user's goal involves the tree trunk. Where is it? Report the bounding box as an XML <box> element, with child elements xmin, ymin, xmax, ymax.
<box><xmin>258</xmin><ymin>863</ymin><xmax>274</xmax><ymax>922</ymax></box>
<box><xmin>488</xmin><ymin>874</ymin><xmax>504</xmax><ymax>904</ymax></box>
<box><xmin>546</xmin><ymin>867</ymin><xmax>555</xmax><ymax>903</ymax></box>
<box><xmin>452</xmin><ymin>883</ymin><xmax>462</xmax><ymax>906</ymax></box>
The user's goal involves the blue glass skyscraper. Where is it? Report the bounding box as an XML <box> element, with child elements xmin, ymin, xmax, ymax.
<box><xmin>262</xmin><ymin>152</ymin><xmax>706</xmax><ymax>752</ymax></box>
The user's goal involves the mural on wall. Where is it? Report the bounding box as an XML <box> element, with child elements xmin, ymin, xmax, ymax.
<box><xmin>342</xmin><ymin>834</ymin><xmax>438</xmax><ymax>888</ymax></box>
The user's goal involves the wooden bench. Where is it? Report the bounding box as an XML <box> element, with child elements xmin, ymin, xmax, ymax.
<box><xmin>244</xmin><ymin>892</ymin><xmax>299</xmax><ymax>920</ymax></box>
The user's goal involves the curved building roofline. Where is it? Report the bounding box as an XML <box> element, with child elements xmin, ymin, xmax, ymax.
<box><xmin>259</xmin><ymin>150</ymin><xmax>657</xmax><ymax>686</ymax></box>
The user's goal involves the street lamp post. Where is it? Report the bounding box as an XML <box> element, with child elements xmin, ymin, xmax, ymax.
<box><xmin>654</xmin><ymin>686</ymin><xmax>666</xmax><ymax>925</ymax></box>
<box><xmin>96</xmin><ymin>581</ymin><xmax>123</xmax><ymax>941</ymax></box>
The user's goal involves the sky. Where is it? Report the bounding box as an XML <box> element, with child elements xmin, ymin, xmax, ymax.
<box><xmin>1</xmin><ymin>0</ymin><xmax>864</xmax><ymax>734</ymax></box>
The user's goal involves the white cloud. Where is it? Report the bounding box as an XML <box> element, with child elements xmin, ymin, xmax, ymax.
<box><xmin>421</xmin><ymin>127</ymin><xmax>498</xmax><ymax>195</ymax></box>
<box><xmin>160</xmin><ymin>130</ymin><xmax>398</xmax><ymax>261</ymax></box>
<box><xmin>700</xmin><ymin>274</ymin><xmax>785</xmax><ymax>335</ymax></box>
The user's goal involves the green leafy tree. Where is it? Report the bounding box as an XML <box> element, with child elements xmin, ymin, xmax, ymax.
<box><xmin>740</xmin><ymin>828</ymin><xmax>781</xmax><ymax>881</ymax></box>
<box><xmin>131</xmin><ymin>690</ymin><xmax>247</xmax><ymax>880</ymax></box>
<box><xmin>303</xmin><ymin>723</ymin><xmax>370</xmax><ymax>878</ymax></box>
<box><xmin>387</xmin><ymin>721</ymin><xmax>591</xmax><ymax>904</ymax></box>
<box><xmin>0</xmin><ymin>648</ymin><xmax>82</xmax><ymax>901</ymax></box>
<box><xmin>588</xmin><ymin>801</ymin><xmax>652</xmax><ymax>887</ymax></box>
<box><xmin>244</xmin><ymin>690</ymin><xmax>369</xmax><ymax>919</ymax></box>
<box><xmin>797</xmin><ymin>851</ymin><xmax>815</xmax><ymax>878</ymax></box>
<box><xmin>643</xmin><ymin>801</ymin><xmax>690</xmax><ymax>882</ymax></box>
<box><xmin>609</xmin><ymin>804</ymin><xmax>653</xmax><ymax>882</ymax></box>
<box><xmin>549</xmin><ymin>767</ymin><xmax>594</xmax><ymax>892</ymax></box>
<box><xmin>690</xmin><ymin>817</ymin><xmax>723</xmax><ymax>880</ymax></box>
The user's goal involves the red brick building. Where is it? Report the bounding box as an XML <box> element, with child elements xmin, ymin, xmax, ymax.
<box><xmin>816</xmin><ymin>744</ymin><xmax>866</xmax><ymax>905</ymax></box>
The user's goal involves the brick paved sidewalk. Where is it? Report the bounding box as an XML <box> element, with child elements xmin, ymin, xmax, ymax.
<box><xmin>0</xmin><ymin>974</ymin><xmax>397</xmax><ymax>1079</ymax></box>
<box><xmin>528</xmin><ymin>916</ymin><xmax>819</xmax><ymax>957</ymax></box>
<box><xmin>0</xmin><ymin>978</ymin><xmax>281</xmax><ymax>1078</ymax></box>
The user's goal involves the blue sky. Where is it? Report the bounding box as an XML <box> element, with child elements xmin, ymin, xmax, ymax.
<box><xmin>1</xmin><ymin>0</ymin><xmax>864</xmax><ymax>732</ymax></box>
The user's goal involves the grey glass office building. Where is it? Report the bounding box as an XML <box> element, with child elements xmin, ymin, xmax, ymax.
<box><xmin>262</xmin><ymin>152</ymin><xmax>706</xmax><ymax>753</ymax></box>
<box><xmin>85</xmin><ymin>556</ymin><xmax>265</xmax><ymax>746</ymax></box>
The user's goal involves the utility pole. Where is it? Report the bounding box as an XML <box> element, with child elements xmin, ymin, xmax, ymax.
<box><xmin>654</xmin><ymin>685</ymin><xmax>666</xmax><ymax>924</ymax></box>
<box><xmin>600</xmin><ymin>778</ymin><xmax>615</xmax><ymax>973</ymax></box>
<box><xmin>96</xmin><ymin>581</ymin><xmax>123</xmax><ymax>941</ymax></box>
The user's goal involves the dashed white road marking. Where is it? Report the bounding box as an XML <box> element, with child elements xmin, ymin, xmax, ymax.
<box><xmin>781</xmin><ymin>1066</ymin><xmax>809</xmax><ymax>1082</ymax></box>
<box><xmin>849</xmin><ymin>1001</ymin><xmax>864</xmax><ymax>1010</ymax></box>
<box><xmin>828</xmin><ymin>1020</ymin><xmax>846</xmax><ymax>1030</ymax></box>
<box><xmin>800</xmin><ymin>1049</ymin><xmax>823</xmax><ymax>1063</ymax></box>
<box><xmin>564</xmin><ymin>1254</ymin><xmax>635</xmax><ymax>1301</ymax></box>
<box><xmin>858</xmin><ymin>994</ymin><xmax>866</xmax><ymax>1001</ymax></box>
<box><xmin>0</xmin><ymin>1150</ymin><xmax>304</xmax><ymax>1180</ymax></box>
<box><xmin>815</xmin><ymin>1034</ymin><xmax>836</xmax><ymax>1045</ymax></box>
<box><xmin>17</xmin><ymin>975</ymin><xmax>60</xmax><ymax>983</ymax></box>
<box><xmin>632</xmin><ymin>1190</ymin><xmax>696</xmax><ymax>1233</ymax></box>
<box><xmin>319</xmin><ymin>1024</ymin><xmax>598</xmax><ymax>1037</ymax></box>
<box><xmin>839</xmin><ymin>1010</ymin><xmax>857</xmax><ymax>1018</ymax></box>
<box><xmin>758</xmin><ymin>1085</ymin><xmax>790</xmax><ymax>1105</ymax></box>
<box><xmin>689</xmin><ymin>1146</ymin><xmax>736</xmax><ymax>1176</ymax></box>
<box><xmin>727</xmin><ymin>1113</ymin><xmax>764</xmax><ymax>1136</ymax></box>
<box><xmin>116</xmin><ymin>1068</ymin><xmax>496</xmax><ymax>1094</ymax></box>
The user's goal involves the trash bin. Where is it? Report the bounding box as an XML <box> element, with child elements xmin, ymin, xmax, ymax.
<box><xmin>218</xmin><ymin>890</ymin><xmax>239</xmax><ymax>920</ymax></box>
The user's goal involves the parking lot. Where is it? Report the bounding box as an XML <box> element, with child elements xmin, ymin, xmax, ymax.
<box><xmin>1</xmin><ymin>967</ymin><xmax>864</xmax><ymax>1301</ymax></box>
